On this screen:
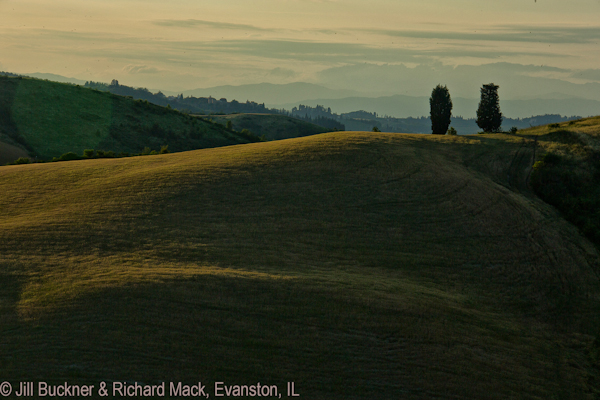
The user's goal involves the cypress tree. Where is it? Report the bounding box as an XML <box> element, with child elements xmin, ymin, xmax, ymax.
<box><xmin>429</xmin><ymin>85</ymin><xmax>453</xmax><ymax>135</ymax></box>
<box><xmin>476</xmin><ymin>83</ymin><xmax>503</xmax><ymax>133</ymax></box>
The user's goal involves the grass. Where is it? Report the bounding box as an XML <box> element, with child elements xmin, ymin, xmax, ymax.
<box><xmin>1</xmin><ymin>131</ymin><xmax>600</xmax><ymax>398</ymax></box>
<box><xmin>0</xmin><ymin>76</ymin><xmax>256</xmax><ymax>162</ymax></box>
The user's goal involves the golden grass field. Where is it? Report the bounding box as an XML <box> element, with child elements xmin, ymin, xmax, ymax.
<box><xmin>1</xmin><ymin>129</ymin><xmax>600</xmax><ymax>399</ymax></box>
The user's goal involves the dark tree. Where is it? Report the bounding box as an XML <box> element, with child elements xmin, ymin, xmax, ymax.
<box><xmin>476</xmin><ymin>83</ymin><xmax>503</xmax><ymax>133</ymax></box>
<box><xmin>429</xmin><ymin>85</ymin><xmax>453</xmax><ymax>134</ymax></box>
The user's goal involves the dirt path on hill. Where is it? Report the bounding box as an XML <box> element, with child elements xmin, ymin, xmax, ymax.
<box><xmin>507</xmin><ymin>136</ymin><xmax>537</xmax><ymax>194</ymax></box>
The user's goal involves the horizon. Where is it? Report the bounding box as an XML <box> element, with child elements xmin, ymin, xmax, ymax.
<box><xmin>2</xmin><ymin>0</ymin><xmax>600</xmax><ymax>104</ymax></box>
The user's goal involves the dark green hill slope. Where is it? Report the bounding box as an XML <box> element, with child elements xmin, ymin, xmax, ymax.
<box><xmin>1</xmin><ymin>131</ymin><xmax>600</xmax><ymax>398</ymax></box>
<box><xmin>518</xmin><ymin>116</ymin><xmax>600</xmax><ymax>247</ymax></box>
<box><xmin>199</xmin><ymin>113</ymin><xmax>331</xmax><ymax>140</ymax></box>
<box><xmin>0</xmin><ymin>76</ymin><xmax>256</xmax><ymax>161</ymax></box>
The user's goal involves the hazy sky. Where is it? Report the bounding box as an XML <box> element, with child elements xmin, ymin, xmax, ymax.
<box><xmin>2</xmin><ymin>0</ymin><xmax>600</xmax><ymax>98</ymax></box>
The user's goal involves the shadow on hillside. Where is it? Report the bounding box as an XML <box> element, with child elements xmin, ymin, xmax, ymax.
<box><xmin>0</xmin><ymin>77</ymin><xmax>34</xmax><ymax>157</ymax></box>
<box><xmin>4</xmin><ymin>272</ymin><xmax>597</xmax><ymax>399</ymax></box>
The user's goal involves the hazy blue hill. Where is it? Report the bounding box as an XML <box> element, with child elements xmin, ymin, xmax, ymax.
<box><xmin>275</xmin><ymin>94</ymin><xmax>600</xmax><ymax>119</ymax></box>
<box><xmin>181</xmin><ymin>82</ymin><xmax>364</xmax><ymax>105</ymax></box>
<box><xmin>22</xmin><ymin>72</ymin><xmax>87</xmax><ymax>86</ymax></box>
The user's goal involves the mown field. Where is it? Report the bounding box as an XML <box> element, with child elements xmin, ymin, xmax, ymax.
<box><xmin>1</xmin><ymin>130</ymin><xmax>600</xmax><ymax>399</ymax></box>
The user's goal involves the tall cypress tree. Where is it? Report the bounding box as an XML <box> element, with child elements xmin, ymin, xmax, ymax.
<box><xmin>429</xmin><ymin>85</ymin><xmax>452</xmax><ymax>135</ymax></box>
<box><xmin>476</xmin><ymin>83</ymin><xmax>502</xmax><ymax>133</ymax></box>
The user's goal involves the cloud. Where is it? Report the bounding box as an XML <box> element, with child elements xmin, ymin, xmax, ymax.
<box><xmin>7</xmin><ymin>28</ymin><xmax>570</xmax><ymax>70</ymax></box>
<box><xmin>177</xmin><ymin>39</ymin><xmax>560</xmax><ymax>65</ymax></box>
<box><xmin>123</xmin><ymin>65</ymin><xmax>161</xmax><ymax>74</ymax></box>
<box><xmin>153</xmin><ymin>19</ymin><xmax>275</xmax><ymax>32</ymax></box>
<box><xmin>363</xmin><ymin>25</ymin><xmax>600</xmax><ymax>45</ymax></box>
<box><xmin>267</xmin><ymin>67</ymin><xmax>296</xmax><ymax>79</ymax></box>
<box><xmin>570</xmin><ymin>69</ymin><xmax>600</xmax><ymax>82</ymax></box>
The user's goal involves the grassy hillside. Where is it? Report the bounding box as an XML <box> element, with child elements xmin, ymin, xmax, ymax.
<box><xmin>1</xmin><ymin>131</ymin><xmax>600</xmax><ymax>398</ymax></box>
<box><xmin>0</xmin><ymin>76</ymin><xmax>256</xmax><ymax>162</ymax></box>
<box><xmin>201</xmin><ymin>113</ymin><xmax>331</xmax><ymax>141</ymax></box>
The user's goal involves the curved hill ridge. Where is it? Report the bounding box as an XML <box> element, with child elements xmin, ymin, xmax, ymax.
<box><xmin>1</xmin><ymin>131</ymin><xmax>599</xmax><ymax>398</ymax></box>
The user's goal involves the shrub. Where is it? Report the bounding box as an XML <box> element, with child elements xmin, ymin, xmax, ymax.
<box><xmin>83</xmin><ymin>149</ymin><xmax>95</xmax><ymax>158</ymax></box>
<box><xmin>542</xmin><ymin>152</ymin><xmax>561</xmax><ymax>165</ymax></box>
<box><xmin>160</xmin><ymin>145</ymin><xmax>170</xmax><ymax>154</ymax></box>
<box><xmin>105</xmin><ymin>151</ymin><xmax>115</xmax><ymax>158</ymax></box>
<box><xmin>150</xmin><ymin>150</ymin><xmax>158</xmax><ymax>155</ymax></box>
<box><xmin>531</xmin><ymin>152</ymin><xmax>600</xmax><ymax>247</ymax></box>
<box><xmin>58</xmin><ymin>152</ymin><xmax>80</xmax><ymax>161</ymax></box>
<box><xmin>446</xmin><ymin>127</ymin><xmax>457</xmax><ymax>135</ymax></box>
<box><xmin>141</xmin><ymin>147</ymin><xmax>151</xmax><ymax>155</ymax></box>
<box><xmin>509</xmin><ymin>126</ymin><xmax>518</xmax><ymax>134</ymax></box>
<box><xmin>235</xmin><ymin>129</ymin><xmax>263</xmax><ymax>143</ymax></box>
<box><xmin>96</xmin><ymin>150</ymin><xmax>105</xmax><ymax>157</ymax></box>
<box><xmin>549</xmin><ymin>123</ymin><xmax>560</xmax><ymax>129</ymax></box>
<box><xmin>372</xmin><ymin>126</ymin><xmax>381</xmax><ymax>132</ymax></box>
<box><xmin>13</xmin><ymin>157</ymin><xmax>31</xmax><ymax>165</ymax></box>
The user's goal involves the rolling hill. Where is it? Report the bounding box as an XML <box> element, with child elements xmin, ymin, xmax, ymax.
<box><xmin>1</xmin><ymin>126</ymin><xmax>600</xmax><ymax>398</ymax></box>
<box><xmin>0</xmin><ymin>75</ymin><xmax>256</xmax><ymax>163</ymax></box>
<box><xmin>200</xmin><ymin>113</ymin><xmax>332</xmax><ymax>141</ymax></box>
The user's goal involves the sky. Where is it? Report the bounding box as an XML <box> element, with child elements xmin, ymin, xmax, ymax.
<box><xmin>2</xmin><ymin>0</ymin><xmax>600</xmax><ymax>101</ymax></box>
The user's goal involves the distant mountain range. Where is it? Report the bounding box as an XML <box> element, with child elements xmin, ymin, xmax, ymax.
<box><xmin>10</xmin><ymin>73</ymin><xmax>600</xmax><ymax>119</ymax></box>
<box><xmin>179</xmin><ymin>82</ymin><xmax>600</xmax><ymax>119</ymax></box>
<box><xmin>179</xmin><ymin>82</ymin><xmax>364</xmax><ymax>105</ymax></box>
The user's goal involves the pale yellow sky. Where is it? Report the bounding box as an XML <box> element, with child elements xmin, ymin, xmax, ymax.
<box><xmin>2</xmin><ymin>0</ymin><xmax>600</xmax><ymax>95</ymax></box>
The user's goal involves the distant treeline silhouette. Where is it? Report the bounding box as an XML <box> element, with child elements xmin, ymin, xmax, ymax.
<box><xmin>84</xmin><ymin>80</ymin><xmax>345</xmax><ymax>131</ymax></box>
<box><xmin>281</xmin><ymin>102</ymin><xmax>581</xmax><ymax>134</ymax></box>
<box><xmin>0</xmin><ymin>71</ymin><xmax>21</xmax><ymax>78</ymax></box>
